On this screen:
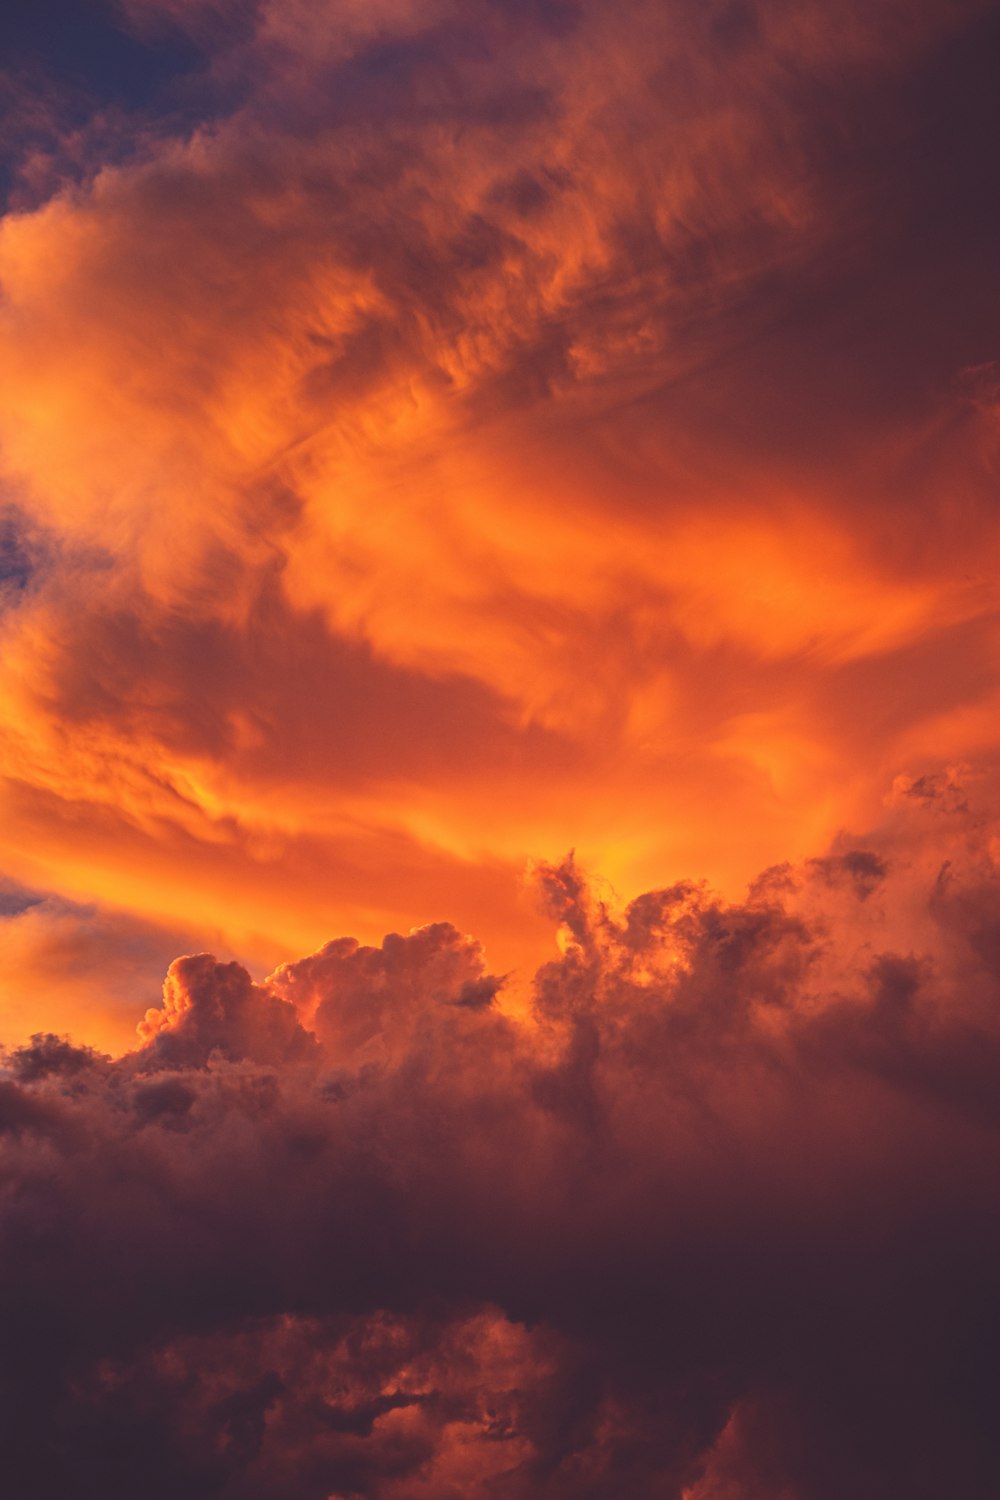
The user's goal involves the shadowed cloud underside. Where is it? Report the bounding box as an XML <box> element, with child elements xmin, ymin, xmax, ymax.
<box><xmin>2</xmin><ymin>1</ymin><xmax>1000</xmax><ymax>1494</ymax></box>
<box><xmin>5</xmin><ymin>785</ymin><xmax>1000</xmax><ymax>1495</ymax></box>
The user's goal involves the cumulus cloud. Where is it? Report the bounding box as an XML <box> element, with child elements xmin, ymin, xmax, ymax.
<box><xmin>4</xmin><ymin>786</ymin><xmax>1000</xmax><ymax>1494</ymax></box>
<box><xmin>1</xmin><ymin>7</ymin><xmax>1000</xmax><ymax>1486</ymax></box>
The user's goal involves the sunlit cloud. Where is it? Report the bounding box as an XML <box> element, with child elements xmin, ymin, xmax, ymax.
<box><xmin>1</xmin><ymin>0</ymin><xmax>1000</xmax><ymax>1491</ymax></box>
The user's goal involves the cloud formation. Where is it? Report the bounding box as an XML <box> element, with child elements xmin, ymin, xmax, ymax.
<box><xmin>1</xmin><ymin>3</ymin><xmax>999</xmax><ymax>1491</ymax></box>
<box><xmin>1</xmin><ymin>0</ymin><xmax>999</xmax><ymax>1031</ymax></box>
<box><xmin>4</xmin><ymin>781</ymin><xmax>1000</xmax><ymax>1495</ymax></box>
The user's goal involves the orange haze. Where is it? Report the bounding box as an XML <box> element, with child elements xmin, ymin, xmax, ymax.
<box><xmin>0</xmin><ymin>0</ymin><xmax>998</xmax><ymax>1051</ymax></box>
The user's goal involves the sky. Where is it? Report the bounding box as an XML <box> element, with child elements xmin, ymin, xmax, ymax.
<box><xmin>1</xmin><ymin>1</ymin><xmax>1000</xmax><ymax>1496</ymax></box>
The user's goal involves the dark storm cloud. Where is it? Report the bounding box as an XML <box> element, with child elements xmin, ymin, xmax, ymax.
<box><xmin>4</xmin><ymin>789</ymin><xmax>1000</xmax><ymax>1495</ymax></box>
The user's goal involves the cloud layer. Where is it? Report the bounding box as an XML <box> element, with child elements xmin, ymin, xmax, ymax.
<box><xmin>1</xmin><ymin>8</ymin><xmax>999</xmax><ymax>1485</ymax></box>
<box><xmin>4</xmin><ymin>780</ymin><xmax>1000</xmax><ymax>1495</ymax></box>
<box><xmin>1</xmin><ymin>0</ymin><xmax>999</xmax><ymax>1049</ymax></box>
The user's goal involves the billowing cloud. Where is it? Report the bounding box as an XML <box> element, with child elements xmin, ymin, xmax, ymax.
<box><xmin>1</xmin><ymin>0</ymin><xmax>999</xmax><ymax>1042</ymax></box>
<box><xmin>1</xmin><ymin>7</ymin><xmax>999</xmax><ymax>1485</ymax></box>
<box><xmin>4</xmin><ymin>782</ymin><xmax>1000</xmax><ymax>1493</ymax></box>
<box><xmin>0</xmin><ymin>876</ymin><xmax>230</xmax><ymax>1052</ymax></box>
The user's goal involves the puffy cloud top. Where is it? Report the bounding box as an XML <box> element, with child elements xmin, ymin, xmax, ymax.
<box><xmin>4</xmin><ymin>789</ymin><xmax>1000</xmax><ymax>1495</ymax></box>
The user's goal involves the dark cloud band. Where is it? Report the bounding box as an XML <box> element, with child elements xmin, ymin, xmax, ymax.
<box><xmin>4</xmin><ymin>792</ymin><xmax>1000</xmax><ymax>1496</ymax></box>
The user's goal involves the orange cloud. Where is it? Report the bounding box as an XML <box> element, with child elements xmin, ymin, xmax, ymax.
<box><xmin>3</xmin><ymin>2</ymin><xmax>1000</xmax><ymax>1492</ymax></box>
<box><xmin>0</xmin><ymin>0</ymin><xmax>998</xmax><ymax>1054</ymax></box>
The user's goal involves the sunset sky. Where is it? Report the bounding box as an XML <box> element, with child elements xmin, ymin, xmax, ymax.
<box><xmin>2</xmin><ymin>2</ymin><xmax>1000</xmax><ymax>1496</ymax></box>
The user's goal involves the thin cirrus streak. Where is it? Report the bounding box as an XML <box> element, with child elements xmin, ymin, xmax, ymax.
<box><xmin>0</xmin><ymin>1</ymin><xmax>1000</xmax><ymax>1492</ymax></box>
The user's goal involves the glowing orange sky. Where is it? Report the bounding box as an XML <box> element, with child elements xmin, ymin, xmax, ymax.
<box><xmin>0</xmin><ymin>0</ymin><xmax>998</xmax><ymax>1051</ymax></box>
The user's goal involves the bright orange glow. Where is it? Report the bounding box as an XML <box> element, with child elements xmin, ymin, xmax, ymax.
<box><xmin>3</xmin><ymin>4</ymin><xmax>1000</xmax><ymax>1492</ymax></box>
<box><xmin>0</xmin><ymin>0</ymin><xmax>998</xmax><ymax>1053</ymax></box>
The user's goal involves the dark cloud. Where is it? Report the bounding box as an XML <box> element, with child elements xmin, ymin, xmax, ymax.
<box><xmin>0</xmin><ymin>876</ymin><xmax>42</xmax><ymax>917</ymax></box>
<box><xmin>1</xmin><ymin>3</ymin><xmax>999</xmax><ymax>1491</ymax></box>
<box><xmin>0</xmin><ymin>0</ymin><xmax>199</xmax><ymax>105</ymax></box>
<box><xmin>0</xmin><ymin>512</ymin><xmax>33</xmax><ymax>596</ymax></box>
<box><xmin>4</xmin><ymin>795</ymin><xmax>1000</xmax><ymax>1494</ymax></box>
